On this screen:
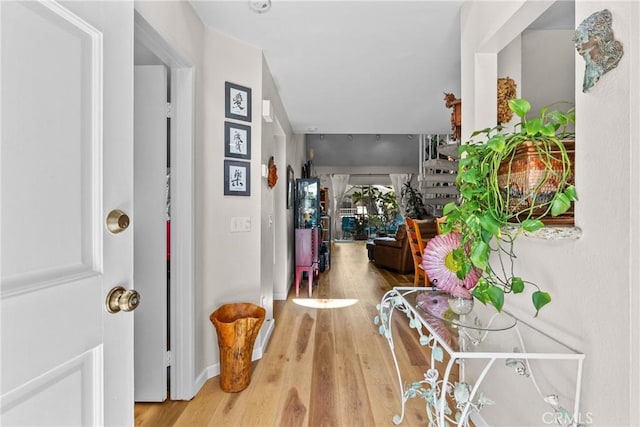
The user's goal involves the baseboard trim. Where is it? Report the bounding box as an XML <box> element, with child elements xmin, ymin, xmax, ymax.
<box><xmin>194</xmin><ymin>366</ymin><xmax>211</xmax><ymax>394</ymax></box>
<box><xmin>274</xmin><ymin>275</ymin><xmax>293</xmax><ymax>301</ymax></box>
<box><xmin>273</xmin><ymin>292</ymin><xmax>288</xmax><ymax>300</ymax></box>
<box><xmin>260</xmin><ymin>318</ymin><xmax>275</xmax><ymax>352</ymax></box>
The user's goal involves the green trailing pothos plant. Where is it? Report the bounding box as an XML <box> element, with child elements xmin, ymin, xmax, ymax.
<box><xmin>439</xmin><ymin>99</ymin><xmax>578</xmax><ymax>316</ymax></box>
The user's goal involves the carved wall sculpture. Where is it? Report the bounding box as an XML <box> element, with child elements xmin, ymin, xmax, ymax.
<box><xmin>443</xmin><ymin>93</ymin><xmax>461</xmax><ymax>141</ymax></box>
<box><xmin>574</xmin><ymin>9</ymin><xmax>624</xmax><ymax>92</ymax></box>
<box><xmin>497</xmin><ymin>77</ymin><xmax>517</xmax><ymax>124</ymax></box>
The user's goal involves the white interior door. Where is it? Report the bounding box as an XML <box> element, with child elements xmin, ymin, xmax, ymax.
<box><xmin>134</xmin><ymin>65</ymin><xmax>168</xmax><ymax>402</ymax></box>
<box><xmin>1</xmin><ymin>1</ymin><xmax>135</xmax><ymax>425</ymax></box>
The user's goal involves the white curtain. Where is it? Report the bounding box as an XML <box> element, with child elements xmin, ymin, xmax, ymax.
<box><xmin>389</xmin><ymin>173</ymin><xmax>411</xmax><ymax>216</ymax></box>
<box><xmin>330</xmin><ymin>174</ymin><xmax>350</xmax><ymax>239</ymax></box>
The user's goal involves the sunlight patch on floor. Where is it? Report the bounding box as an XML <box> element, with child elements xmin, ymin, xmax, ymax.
<box><xmin>292</xmin><ymin>298</ymin><xmax>359</xmax><ymax>309</ymax></box>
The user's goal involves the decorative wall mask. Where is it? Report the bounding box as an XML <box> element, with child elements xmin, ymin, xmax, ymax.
<box><xmin>574</xmin><ymin>9</ymin><xmax>623</xmax><ymax>93</ymax></box>
<box><xmin>267</xmin><ymin>156</ymin><xmax>278</xmax><ymax>188</ymax></box>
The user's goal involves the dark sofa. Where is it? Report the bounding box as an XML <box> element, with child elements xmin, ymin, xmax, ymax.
<box><xmin>369</xmin><ymin>219</ymin><xmax>438</xmax><ymax>274</ymax></box>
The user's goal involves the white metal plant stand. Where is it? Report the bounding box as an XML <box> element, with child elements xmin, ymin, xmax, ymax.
<box><xmin>375</xmin><ymin>287</ymin><xmax>585</xmax><ymax>426</ymax></box>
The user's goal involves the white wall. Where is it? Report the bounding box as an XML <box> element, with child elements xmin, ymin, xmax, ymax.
<box><xmin>135</xmin><ymin>0</ymin><xmax>302</xmax><ymax>396</ymax></box>
<box><xmin>198</xmin><ymin>27</ymin><xmax>264</xmax><ymax>380</ymax></box>
<box><xmin>462</xmin><ymin>1</ymin><xmax>639</xmax><ymax>425</ymax></box>
<box><xmin>566</xmin><ymin>3</ymin><xmax>637</xmax><ymax>424</ymax></box>
<box><xmin>497</xmin><ymin>35</ymin><xmax>522</xmax><ymax>131</ymax></box>
<box><xmin>522</xmin><ymin>29</ymin><xmax>576</xmax><ymax>116</ymax></box>
<box><xmin>629</xmin><ymin>2</ymin><xmax>640</xmax><ymax>423</ymax></box>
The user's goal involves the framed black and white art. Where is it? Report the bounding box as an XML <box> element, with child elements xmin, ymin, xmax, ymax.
<box><xmin>225</xmin><ymin>81</ymin><xmax>252</xmax><ymax>122</ymax></box>
<box><xmin>224</xmin><ymin>121</ymin><xmax>251</xmax><ymax>160</ymax></box>
<box><xmin>224</xmin><ymin>159</ymin><xmax>251</xmax><ymax>196</ymax></box>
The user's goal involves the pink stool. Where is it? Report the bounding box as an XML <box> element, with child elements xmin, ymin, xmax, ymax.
<box><xmin>295</xmin><ymin>264</ymin><xmax>317</xmax><ymax>297</ymax></box>
<box><xmin>295</xmin><ymin>228</ymin><xmax>320</xmax><ymax>297</ymax></box>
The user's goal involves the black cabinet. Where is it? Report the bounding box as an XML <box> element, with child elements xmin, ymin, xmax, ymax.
<box><xmin>294</xmin><ymin>178</ymin><xmax>320</xmax><ymax>229</ymax></box>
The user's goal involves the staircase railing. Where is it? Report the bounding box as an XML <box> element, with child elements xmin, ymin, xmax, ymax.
<box><xmin>418</xmin><ymin>134</ymin><xmax>460</xmax><ymax>217</ymax></box>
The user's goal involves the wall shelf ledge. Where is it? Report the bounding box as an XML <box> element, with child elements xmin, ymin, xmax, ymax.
<box><xmin>503</xmin><ymin>225</ymin><xmax>582</xmax><ymax>240</ymax></box>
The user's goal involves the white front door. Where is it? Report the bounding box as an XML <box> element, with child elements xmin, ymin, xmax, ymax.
<box><xmin>1</xmin><ymin>1</ymin><xmax>135</xmax><ymax>425</ymax></box>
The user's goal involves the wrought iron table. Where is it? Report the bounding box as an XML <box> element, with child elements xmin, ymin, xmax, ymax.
<box><xmin>375</xmin><ymin>287</ymin><xmax>585</xmax><ymax>426</ymax></box>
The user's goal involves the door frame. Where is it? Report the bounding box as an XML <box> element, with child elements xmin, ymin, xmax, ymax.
<box><xmin>134</xmin><ymin>11</ymin><xmax>196</xmax><ymax>400</ymax></box>
<box><xmin>272</xmin><ymin>117</ymin><xmax>288</xmax><ymax>301</ymax></box>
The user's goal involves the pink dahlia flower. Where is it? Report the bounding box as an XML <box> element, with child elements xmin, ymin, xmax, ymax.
<box><xmin>422</xmin><ymin>232</ymin><xmax>481</xmax><ymax>297</ymax></box>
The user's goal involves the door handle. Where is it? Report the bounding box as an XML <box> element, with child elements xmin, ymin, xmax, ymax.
<box><xmin>105</xmin><ymin>286</ymin><xmax>140</xmax><ymax>313</ymax></box>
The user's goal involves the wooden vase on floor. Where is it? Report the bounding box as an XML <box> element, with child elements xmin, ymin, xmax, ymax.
<box><xmin>210</xmin><ymin>303</ymin><xmax>266</xmax><ymax>392</ymax></box>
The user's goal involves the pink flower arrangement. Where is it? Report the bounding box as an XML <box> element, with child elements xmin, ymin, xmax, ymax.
<box><xmin>422</xmin><ymin>232</ymin><xmax>481</xmax><ymax>298</ymax></box>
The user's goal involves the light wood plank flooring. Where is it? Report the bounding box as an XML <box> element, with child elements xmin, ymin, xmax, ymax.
<box><xmin>135</xmin><ymin>241</ymin><xmax>454</xmax><ymax>426</ymax></box>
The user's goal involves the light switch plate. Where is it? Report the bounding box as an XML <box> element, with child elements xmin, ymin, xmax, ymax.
<box><xmin>231</xmin><ymin>216</ymin><xmax>251</xmax><ymax>232</ymax></box>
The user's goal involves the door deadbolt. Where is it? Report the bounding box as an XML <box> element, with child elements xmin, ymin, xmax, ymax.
<box><xmin>106</xmin><ymin>209</ymin><xmax>130</xmax><ymax>234</ymax></box>
<box><xmin>106</xmin><ymin>286</ymin><xmax>140</xmax><ymax>313</ymax></box>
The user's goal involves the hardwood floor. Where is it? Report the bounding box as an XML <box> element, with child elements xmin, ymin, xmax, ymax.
<box><xmin>135</xmin><ymin>241</ymin><xmax>450</xmax><ymax>426</ymax></box>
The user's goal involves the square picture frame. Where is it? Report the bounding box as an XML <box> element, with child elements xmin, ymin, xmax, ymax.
<box><xmin>224</xmin><ymin>159</ymin><xmax>251</xmax><ymax>196</ymax></box>
<box><xmin>224</xmin><ymin>121</ymin><xmax>251</xmax><ymax>159</ymax></box>
<box><xmin>225</xmin><ymin>81</ymin><xmax>252</xmax><ymax>122</ymax></box>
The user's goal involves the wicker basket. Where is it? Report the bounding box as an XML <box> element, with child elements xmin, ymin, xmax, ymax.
<box><xmin>497</xmin><ymin>139</ymin><xmax>575</xmax><ymax>223</ymax></box>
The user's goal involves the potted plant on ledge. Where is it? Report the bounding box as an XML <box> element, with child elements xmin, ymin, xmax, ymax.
<box><xmin>428</xmin><ymin>99</ymin><xmax>577</xmax><ymax>316</ymax></box>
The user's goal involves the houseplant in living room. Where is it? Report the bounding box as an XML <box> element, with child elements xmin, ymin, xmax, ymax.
<box><xmin>432</xmin><ymin>98</ymin><xmax>577</xmax><ymax>316</ymax></box>
<box><xmin>377</xmin><ymin>190</ymin><xmax>400</xmax><ymax>235</ymax></box>
<box><xmin>401</xmin><ymin>181</ymin><xmax>428</xmax><ymax>220</ymax></box>
<box><xmin>352</xmin><ymin>186</ymin><xmax>399</xmax><ymax>237</ymax></box>
<box><xmin>351</xmin><ymin>186</ymin><xmax>377</xmax><ymax>239</ymax></box>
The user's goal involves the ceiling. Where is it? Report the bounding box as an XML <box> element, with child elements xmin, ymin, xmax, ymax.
<box><xmin>189</xmin><ymin>0</ymin><xmax>574</xmax><ymax>136</ymax></box>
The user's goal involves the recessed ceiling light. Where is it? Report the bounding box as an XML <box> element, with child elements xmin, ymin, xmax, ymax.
<box><xmin>307</xmin><ymin>127</ymin><xmax>318</xmax><ymax>132</ymax></box>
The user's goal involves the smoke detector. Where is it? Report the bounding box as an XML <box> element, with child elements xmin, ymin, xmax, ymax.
<box><xmin>249</xmin><ymin>0</ymin><xmax>271</xmax><ymax>14</ymax></box>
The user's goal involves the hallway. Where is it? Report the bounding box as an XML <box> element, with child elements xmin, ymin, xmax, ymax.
<box><xmin>135</xmin><ymin>241</ymin><xmax>439</xmax><ymax>426</ymax></box>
